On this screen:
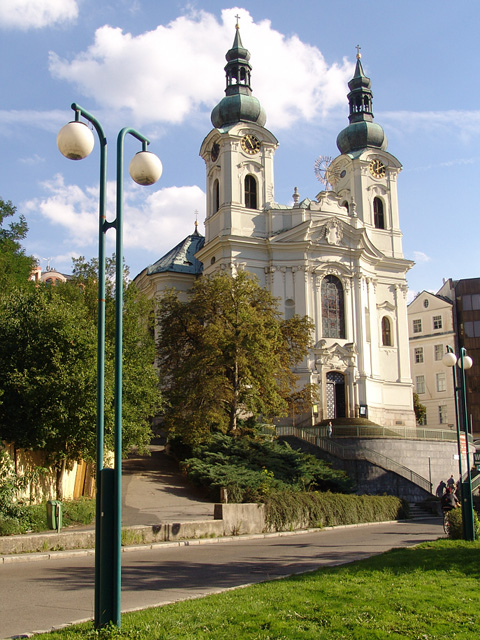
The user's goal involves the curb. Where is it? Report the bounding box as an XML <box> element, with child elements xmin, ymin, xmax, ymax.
<box><xmin>0</xmin><ymin>517</ymin><xmax>441</xmax><ymax>565</ymax></box>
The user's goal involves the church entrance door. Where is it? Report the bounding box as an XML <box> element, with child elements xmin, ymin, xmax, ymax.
<box><xmin>326</xmin><ymin>371</ymin><xmax>346</xmax><ymax>419</ymax></box>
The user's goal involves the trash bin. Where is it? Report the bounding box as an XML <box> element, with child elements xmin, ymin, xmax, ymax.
<box><xmin>46</xmin><ymin>500</ymin><xmax>63</xmax><ymax>531</ymax></box>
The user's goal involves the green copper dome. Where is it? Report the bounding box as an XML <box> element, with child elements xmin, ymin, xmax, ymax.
<box><xmin>211</xmin><ymin>26</ymin><xmax>266</xmax><ymax>129</ymax></box>
<box><xmin>336</xmin><ymin>53</ymin><xmax>387</xmax><ymax>154</ymax></box>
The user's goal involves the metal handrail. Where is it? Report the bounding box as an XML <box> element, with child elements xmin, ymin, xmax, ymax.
<box><xmin>277</xmin><ymin>425</ymin><xmax>433</xmax><ymax>494</ymax></box>
<box><xmin>296</xmin><ymin>424</ymin><xmax>472</xmax><ymax>443</ymax></box>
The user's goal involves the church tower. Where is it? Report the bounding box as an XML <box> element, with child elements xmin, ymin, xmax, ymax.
<box><xmin>198</xmin><ymin>24</ymin><xmax>278</xmax><ymax>276</ymax></box>
<box><xmin>197</xmin><ymin>35</ymin><xmax>415</xmax><ymax>427</ymax></box>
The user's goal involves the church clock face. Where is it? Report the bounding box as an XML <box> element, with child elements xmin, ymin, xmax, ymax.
<box><xmin>241</xmin><ymin>134</ymin><xmax>261</xmax><ymax>155</ymax></box>
<box><xmin>369</xmin><ymin>159</ymin><xmax>386</xmax><ymax>178</ymax></box>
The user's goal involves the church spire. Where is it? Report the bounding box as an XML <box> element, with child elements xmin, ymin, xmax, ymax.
<box><xmin>336</xmin><ymin>47</ymin><xmax>387</xmax><ymax>154</ymax></box>
<box><xmin>347</xmin><ymin>47</ymin><xmax>374</xmax><ymax>124</ymax></box>
<box><xmin>211</xmin><ymin>25</ymin><xmax>266</xmax><ymax>129</ymax></box>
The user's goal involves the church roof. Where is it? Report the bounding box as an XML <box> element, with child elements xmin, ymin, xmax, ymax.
<box><xmin>146</xmin><ymin>227</ymin><xmax>204</xmax><ymax>276</ymax></box>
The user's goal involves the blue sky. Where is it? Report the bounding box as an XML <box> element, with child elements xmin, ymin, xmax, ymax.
<box><xmin>0</xmin><ymin>1</ymin><xmax>479</xmax><ymax>299</ymax></box>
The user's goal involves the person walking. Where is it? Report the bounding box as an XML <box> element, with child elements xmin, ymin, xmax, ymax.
<box><xmin>327</xmin><ymin>422</ymin><xmax>333</xmax><ymax>438</ymax></box>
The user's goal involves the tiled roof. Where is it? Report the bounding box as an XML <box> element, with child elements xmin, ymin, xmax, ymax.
<box><xmin>146</xmin><ymin>231</ymin><xmax>204</xmax><ymax>275</ymax></box>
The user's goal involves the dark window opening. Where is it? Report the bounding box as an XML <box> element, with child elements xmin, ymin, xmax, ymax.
<box><xmin>245</xmin><ymin>174</ymin><xmax>257</xmax><ymax>209</ymax></box>
<box><xmin>382</xmin><ymin>316</ymin><xmax>392</xmax><ymax>346</ymax></box>
<box><xmin>374</xmin><ymin>197</ymin><xmax>385</xmax><ymax>229</ymax></box>
<box><xmin>213</xmin><ymin>179</ymin><xmax>219</xmax><ymax>213</ymax></box>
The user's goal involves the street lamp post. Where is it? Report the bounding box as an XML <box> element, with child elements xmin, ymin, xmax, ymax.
<box><xmin>442</xmin><ymin>345</ymin><xmax>475</xmax><ymax>541</ymax></box>
<box><xmin>57</xmin><ymin>105</ymin><xmax>162</xmax><ymax>628</ymax></box>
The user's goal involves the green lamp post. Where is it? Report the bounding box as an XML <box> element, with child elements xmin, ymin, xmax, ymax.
<box><xmin>57</xmin><ymin>105</ymin><xmax>162</xmax><ymax>628</ymax></box>
<box><xmin>442</xmin><ymin>345</ymin><xmax>475</xmax><ymax>541</ymax></box>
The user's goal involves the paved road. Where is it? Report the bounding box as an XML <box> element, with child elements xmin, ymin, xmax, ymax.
<box><xmin>1</xmin><ymin>517</ymin><xmax>443</xmax><ymax>639</ymax></box>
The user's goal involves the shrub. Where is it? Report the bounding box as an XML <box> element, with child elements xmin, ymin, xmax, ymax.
<box><xmin>446</xmin><ymin>507</ymin><xmax>480</xmax><ymax>540</ymax></box>
<box><xmin>264</xmin><ymin>491</ymin><xmax>408</xmax><ymax>531</ymax></box>
<box><xmin>0</xmin><ymin>498</ymin><xmax>95</xmax><ymax>536</ymax></box>
<box><xmin>179</xmin><ymin>433</ymin><xmax>354</xmax><ymax>502</ymax></box>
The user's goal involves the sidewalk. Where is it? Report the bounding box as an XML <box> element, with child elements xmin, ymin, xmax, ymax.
<box><xmin>121</xmin><ymin>442</ymin><xmax>215</xmax><ymax>525</ymax></box>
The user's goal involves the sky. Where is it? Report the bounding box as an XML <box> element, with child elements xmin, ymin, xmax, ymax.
<box><xmin>1</xmin><ymin>1</ymin><xmax>479</xmax><ymax>300</ymax></box>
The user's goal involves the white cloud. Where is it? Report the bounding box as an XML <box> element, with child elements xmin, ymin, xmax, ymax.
<box><xmin>23</xmin><ymin>174</ymin><xmax>205</xmax><ymax>255</ymax></box>
<box><xmin>382</xmin><ymin>109</ymin><xmax>480</xmax><ymax>143</ymax></box>
<box><xmin>0</xmin><ymin>109</ymin><xmax>69</xmax><ymax>135</ymax></box>
<box><xmin>412</xmin><ymin>251</ymin><xmax>431</xmax><ymax>264</ymax></box>
<box><xmin>19</xmin><ymin>154</ymin><xmax>46</xmax><ymax>165</ymax></box>
<box><xmin>48</xmin><ymin>7</ymin><xmax>353</xmax><ymax>130</ymax></box>
<box><xmin>0</xmin><ymin>0</ymin><xmax>78</xmax><ymax>30</ymax></box>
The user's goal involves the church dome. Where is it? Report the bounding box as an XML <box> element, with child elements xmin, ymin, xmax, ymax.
<box><xmin>337</xmin><ymin>121</ymin><xmax>387</xmax><ymax>154</ymax></box>
<box><xmin>211</xmin><ymin>25</ymin><xmax>266</xmax><ymax>129</ymax></box>
<box><xmin>336</xmin><ymin>51</ymin><xmax>387</xmax><ymax>154</ymax></box>
<box><xmin>211</xmin><ymin>94</ymin><xmax>266</xmax><ymax>129</ymax></box>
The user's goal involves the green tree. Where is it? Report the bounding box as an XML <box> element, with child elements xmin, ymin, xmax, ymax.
<box><xmin>0</xmin><ymin>259</ymin><xmax>161</xmax><ymax>498</ymax></box>
<box><xmin>0</xmin><ymin>198</ymin><xmax>34</xmax><ymax>292</ymax></box>
<box><xmin>156</xmin><ymin>271</ymin><xmax>314</xmax><ymax>444</ymax></box>
<box><xmin>0</xmin><ymin>286</ymin><xmax>98</xmax><ymax>498</ymax></box>
<box><xmin>413</xmin><ymin>392</ymin><xmax>427</xmax><ymax>425</ymax></box>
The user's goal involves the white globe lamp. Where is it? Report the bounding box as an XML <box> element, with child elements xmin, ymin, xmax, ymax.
<box><xmin>57</xmin><ymin>121</ymin><xmax>95</xmax><ymax>160</ymax></box>
<box><xmin>129</xmin><ymin>151</ymin><xmax>163</xmax><ymax>186</ymax></box>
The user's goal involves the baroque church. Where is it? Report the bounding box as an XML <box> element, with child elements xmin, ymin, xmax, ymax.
<box><xmin>135</xmin><ymin>26</ymin><xmax>415</xmax><ymax>429</ymax></box>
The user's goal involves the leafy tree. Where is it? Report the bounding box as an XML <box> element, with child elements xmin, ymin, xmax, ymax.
<box><xmin>69</xmin><ymin>256</ymin><xmax>161</xmax><ymax>456</ymax></box>
<box><xmin>413</xmin><ymin>392</ymin><xmax>427</xmax><ymax>425</ymax></box>
<box><xmin>0</xmin><ymin>258</ymin><xmax>161</xmax><ymax>498</ymax></box>
<box><xmin>156</xmin><ymin>271</ymin><xmax>314</xmax><ymax>444</ymax></box>
<box><xmin>0</xmin><ymin>198</ymin><xmax>34</xmax><ymax>292</ymax></box>
<box><xmin>0</xmin><ymin>286</ymin><xmax>98</xmax><ymax>498</ymax></box>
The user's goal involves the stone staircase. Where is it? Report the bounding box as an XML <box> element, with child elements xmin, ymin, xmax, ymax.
<box><xmin>408</xmin><ymin>502</ymin><xmax>439</xmax><ymax>520</ymax></box>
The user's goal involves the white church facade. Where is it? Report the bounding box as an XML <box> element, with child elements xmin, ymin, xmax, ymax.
<box><xmin>135</xmin><ymin>27</ymin><xmax>416</xmax><ymax>429</ymax></box>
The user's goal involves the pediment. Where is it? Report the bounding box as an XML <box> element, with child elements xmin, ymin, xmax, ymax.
<box><xmin>377</xmin><ymin>301</ymin><xmax>396</xmax><ymax>312</ymax></box>
<box><xmin>269</xmin><ymin>218</ymin><xmax>385</xmax><ymax>261</ymax></box>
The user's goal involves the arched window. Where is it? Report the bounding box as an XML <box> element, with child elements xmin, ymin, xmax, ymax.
<box><xmin>213</xmin><ymin>179</ymin><xmax>220</xmax><ymax>213</ymax></box>
<box><xmin>321</xmin><ymin>275</ymin><xmax>345</xmax><ymax>338</ymax></box>
<box><xmin>382</xmin><ymin>316</ymin><xmax>392</xmax><ymax>346</ymax></box>
<box><xmin>245</xmin><ymin>174</ymin><xmax>257</xmax><ymax>209</ymax></box>
<box><xmin>374</xmin><ymin>197</ymin><xmax>385</xmax><ymax>229</ymax></box>
<box><xmin>341</xmin><ymin>200</ymin><xmax>349</xmax><ymax>214</ymax></box>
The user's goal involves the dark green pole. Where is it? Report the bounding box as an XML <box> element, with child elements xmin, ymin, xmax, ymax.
<box><xmin>459</xmin><ymin>348</ymin><xmax>475</xmax><ymax>541</ymax></box>
<box><xmin>112</xmin><ymin>128</ymin><xmax>151</xmax><ymax>626</ymax></box>
<box><xmin>446</xmin><ymin>345</ymin><xmax>466</xmax><ymax>539</ymax></box>
<box><xmin>69</xmin><ymin>103</ymin><xmax>111</xmax><ymax>627</ymax></box>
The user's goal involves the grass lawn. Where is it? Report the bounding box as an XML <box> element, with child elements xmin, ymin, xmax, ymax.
<box><xmin>37</xmin><ymin>539</ymin><xmax>480</xmax><ymax>639</ymax></box>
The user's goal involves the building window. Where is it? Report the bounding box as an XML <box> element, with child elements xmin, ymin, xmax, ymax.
<box><xmin>413</xmin><ymin>319</ymin><xmax>422</xmax><ymax>334</ymax></box>
<box><xmin>463</xmin><ymin>294</ymin><xmax>480</xmax><ymax>310</ymax></box>
<box><xmin>423</xmin><ymin>299</ymin><xmax>429</xmax><ymax>308</ymax></box>
<box><xmin>439</xmin><ymin>405</ymin><xmax>448</xmax><ymax>424</ymax></box>
<box><xmin>245</xmin><ymin>174</ymin><xmax>257</xmax><ymax>209</ymax></box>
<box><xmin>433</xmin><ymin>315</ymin><xmax>442</xmax><ymax>330</ymax></box>
<box><xmin>436</xmin><ymin>372</ymin><xmax>446</xmax><ymax>392</ymax></box>
<box><xmin>414</xmin><ymin>347</ymin><xmax>424</xmax><ymax>364</ymax></box>
<box><xmin>321</xmin><ymin>275</ymin><xmax>345</xmax><ymax>339</ymax></box>
<box><xmin>464</xmin><ymin>321</ymin><xmax>480</xmax><ymax>338</ymax></box>
<box><xmin>213</xmin><ymin>179</ymin><xmax>219</xmax><ymax>213</ymax></box>
<box><xmin>416</xmin><ymin>375</ymin><xmax>425</xmax><ymax>394</ymax></box>
<box><xmin>373</xmin><ymin>197</ymin><xmax>385</xmax><ymax>229</ymax></box>
<box><xmin>381</xmin><ymin>316</ymin><xmax>392</xmax><ymax>346</ymax></box>
<box><xmin>434</xmin><ymin>344</ymin><xmax>443</xmax><ymax>361</ymax></box>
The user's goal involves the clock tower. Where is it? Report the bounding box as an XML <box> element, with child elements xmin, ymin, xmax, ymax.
<box><xmin>198</xmin><ymin>24</ymin><xmax>278</xmax><ymax>277</ymax></box>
